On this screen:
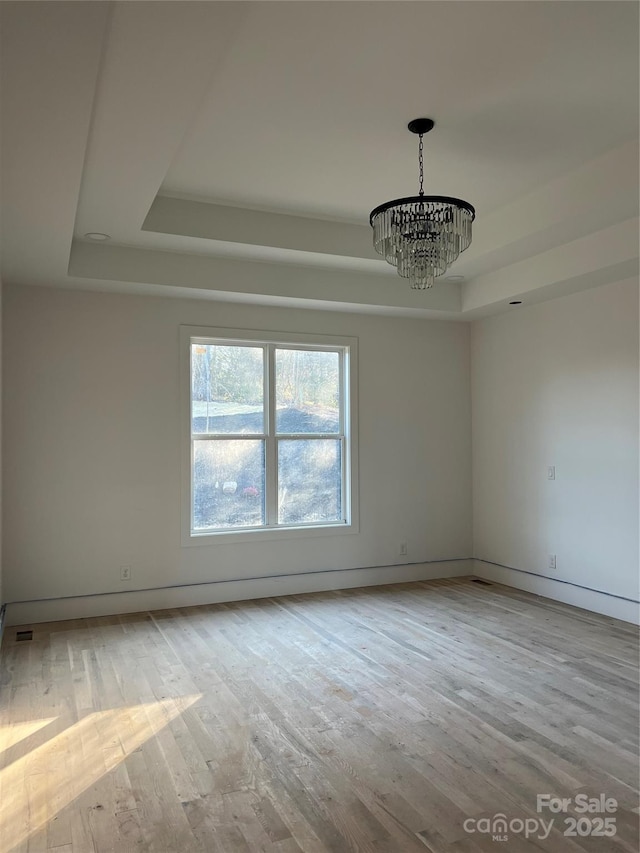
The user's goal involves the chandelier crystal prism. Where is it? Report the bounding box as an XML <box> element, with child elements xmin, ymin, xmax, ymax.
<box><xmin>370</xmin><ymin>119</ymin><xmax>475</xmax><ymax>290</ymax></box>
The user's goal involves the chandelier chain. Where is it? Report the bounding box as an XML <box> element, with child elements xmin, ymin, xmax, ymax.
<box><xmin>418</xmin><ymin>133</ymin><xmax>424</xmax><ymax>196</ymax></box>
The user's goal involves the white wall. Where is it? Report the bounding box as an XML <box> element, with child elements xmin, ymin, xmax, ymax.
<box><xmin>0</xmin><ymin>274</ymin><xmax>2</xmax><ymax>613</ymax></box>
<box><xmin>471</xmin><ymin>278</ymin><xmax>639</xmax><ymax>620</ymax></box>
<box><xmin>3</xmin><ymin>284</ymin><xmax>472</xmax><ymax>623</ymax></box>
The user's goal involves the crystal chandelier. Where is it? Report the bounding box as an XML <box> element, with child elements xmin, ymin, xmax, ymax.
<box><xmin>370</xmin><ymin>119</ymin><xmax>475</xmax><ymax>290</ymax></box>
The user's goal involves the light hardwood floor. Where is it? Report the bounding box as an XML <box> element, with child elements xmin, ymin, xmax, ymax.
<box><xmin>0</xmin><ymin>577</ymin><xmax>638</xmax><ymax>853</ymax></box>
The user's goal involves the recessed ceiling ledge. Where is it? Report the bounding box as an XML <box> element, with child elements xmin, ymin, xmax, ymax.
<box><xmin>462</xmin><ymin>217</ymin><xmax>639</xmax><ymax>314</ymax></box>
<box><xmin>143</xmin><ymin>195</ymin><xmax>378</xmax><ymax>261</ymax></box>
<box><xmin>69</xmin><ymin>241</ymin><xmax>463</xmax><ymax>315</ymax></box>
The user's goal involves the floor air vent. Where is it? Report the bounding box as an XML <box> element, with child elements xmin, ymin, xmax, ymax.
<box><xmin>16</xmin><ymin>630</ymin><xmax>33</xmax><ymax>642</ymax></box>
<box><xmin>471</xmin><ymin>579</ymin><xmax>493</xmax><ymax>586</ymax></box>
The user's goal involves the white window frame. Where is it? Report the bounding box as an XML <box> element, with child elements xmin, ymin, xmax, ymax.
<box><xmin>181</xmin><ymin>325</ymin><xmax>358</xmax><ymax>545</ymax></box>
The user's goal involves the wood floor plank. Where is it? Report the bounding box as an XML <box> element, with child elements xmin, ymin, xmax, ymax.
<box><xmin>1</xmin><ymin>577</ymin><xmax>638</xmax><ymax>852</ymax></box>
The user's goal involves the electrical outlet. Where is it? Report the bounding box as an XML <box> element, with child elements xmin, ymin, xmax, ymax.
<box><xmin>399</xmin><ymin>541</ymin><xmax>408</xmax><ymax>556</ymax></box>
<box><xmin>548</xmin><ymin>554</ymin><xmax>556</xmax><ymax>571</ymax></box>
<box><xmin>120</xmin><ymin>565</ymin><xmax>132</xmax><ymax>581</ymax></box>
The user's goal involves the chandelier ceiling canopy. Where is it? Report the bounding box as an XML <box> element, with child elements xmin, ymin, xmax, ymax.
<box><xmin>370</xmin><ymin>119</ymin><xmax>475</xmax><ymax>290</ymax></box>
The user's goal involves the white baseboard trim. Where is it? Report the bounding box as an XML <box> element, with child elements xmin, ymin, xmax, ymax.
<box><xmin>473</xmin><ymin>559</ymin><xmax>640</xmax><ymax>625</ymax></box>
<box><xmin>5</xmin><ymin>560</ymin><xmax>473</xmax><ymax>627</ymax></box>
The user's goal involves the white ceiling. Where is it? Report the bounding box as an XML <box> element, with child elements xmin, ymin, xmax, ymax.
<box><xmin>1</xmin><ymin>1</ymin><xmax>638</xmax><ymax>320</ymax></box>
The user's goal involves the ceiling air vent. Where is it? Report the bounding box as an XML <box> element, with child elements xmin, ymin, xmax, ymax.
<box><xmin>16</xmin><ymin>630</ymin><xmax>33</xmax><ymax>641</ymax></box>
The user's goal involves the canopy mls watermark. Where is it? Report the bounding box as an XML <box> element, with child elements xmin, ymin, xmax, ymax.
<box><xmin>462</xmin><ymin>793</ymin><xmax>619</xmax><ymax>843</ymax></box>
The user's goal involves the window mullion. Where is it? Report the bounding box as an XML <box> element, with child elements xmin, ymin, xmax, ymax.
<box><xmin>338</xmin><ymin>349</ymin><xmax>344</xmax><ymax>436</ymax></box>
<box><xmin>341</xmin><ymin>434</ymin><xmax>347</xmax><ymax>525</ymax></box>
<box><xmin>265</xmin><ymin>344</ymin><xmax>278</xmax><ymax>526</ymax></box>
<box><xmin>340</xmin><ymin>349</ymin><xmax>347</xmax><ymax>523</ymax></box>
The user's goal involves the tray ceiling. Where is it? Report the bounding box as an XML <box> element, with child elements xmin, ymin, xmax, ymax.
<box><xmin>1</xmin><ymin>1</ymin><xmax>638</xmax><ymax>319</ymax></box>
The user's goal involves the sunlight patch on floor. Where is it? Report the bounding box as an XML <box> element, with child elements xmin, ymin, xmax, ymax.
<box><xmin>0</xmin><ymin>717</ymin><xmax>58</xmax><ymax>755</ymax></box>
<box><xmin>0</xmin><ymin>694</ymin><xmax>202</xmax><ymax>851</ymax></box>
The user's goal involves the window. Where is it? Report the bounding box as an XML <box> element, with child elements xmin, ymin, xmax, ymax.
<box><xmin>183</xmin><ymin>327</ymin><xmax>357</xmax><ymax>540</ymax></box>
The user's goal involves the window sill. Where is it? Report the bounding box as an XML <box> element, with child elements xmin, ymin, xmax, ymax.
<box><xmin>183</xmin><ymin>520</ymin><xmax>359</xmax><ymax>548</ymax></box>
